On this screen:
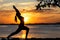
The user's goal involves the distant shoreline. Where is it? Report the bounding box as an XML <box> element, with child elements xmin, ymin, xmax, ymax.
<box><xmin>0</xmin><ymin>23</ymin><xmax>60</xmax><ymax>25</ymax></box>
<box><xmin>26</xmin><ymin>23</ymin><xmax>60</xmax><ymax>25</ymax></box>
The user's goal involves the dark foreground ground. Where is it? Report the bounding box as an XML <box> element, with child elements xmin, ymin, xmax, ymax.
<box><xmin>0</xmin><ymin>38</ymin><xmax>60</xmax><ymax>40</ymax></box>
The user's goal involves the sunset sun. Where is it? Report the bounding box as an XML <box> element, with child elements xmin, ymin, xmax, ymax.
<box><xmin>22</xmin><ymin>13</ymin><xmax>30</xmax><ymax>23</ymax></box>
<box><xmin>24</xmin><ymin>17</ymin><xmax>29</xmax><ymax>23</ymax></box>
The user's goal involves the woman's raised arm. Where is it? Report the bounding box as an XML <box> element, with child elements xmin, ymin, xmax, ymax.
<box><xmin>13</xmin><ymin>5</ymin><xmax>21</xmax><ymax>15</ymax></box>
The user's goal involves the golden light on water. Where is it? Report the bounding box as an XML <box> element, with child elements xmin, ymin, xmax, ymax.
<box><xmin>22</xmin><ymin>34</ymin><xmax>26</xmax><ymax>38</ymax></box>
<box><xmin>21</xmin><ymin>30</ymin><xmax>32</xmax><ymax>38</ymax></box>
<box><xmin>21</xmin><ymin>30</ymin><xmax>26</xmax><ymax>38</ymax></box>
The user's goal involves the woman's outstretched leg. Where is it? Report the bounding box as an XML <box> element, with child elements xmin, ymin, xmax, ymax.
<box><xmin>7</xmin><ymin>28</ymin><xmax>21</xmax><ymax>39</ymax></box>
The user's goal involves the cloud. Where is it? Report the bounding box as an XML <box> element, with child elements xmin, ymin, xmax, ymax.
<box><xmin>0</xmin><ymin>2</ymin><xmax>15</xmax><ymax>10</ymax></box>
<box><xmin>18</xmin><ymin>2</ymin><xmax>38</xmax><ymax>5</ymax></box>
<box><xmin>1</xmin><ymin>3</ymin><xmax>15</xmax><ymax>7</ymax></box>
<box><xmin>0</xmin><ymin>1</ymin><xmax>38</xmax><ymax>10</ymax></box>
<box><xmin>16</xmin><ymin>2</ymin><xmax>38</xmax><ymax>10</ymax></box>
<box><xmin>0</xmin><ymin>1</ymin><xmax>38</xmax><ymax>7</ymax></box>
<box><xmin>0</xmin><ymin>0</ymin><xmax>3</xmax><ymax>2</ymax></box>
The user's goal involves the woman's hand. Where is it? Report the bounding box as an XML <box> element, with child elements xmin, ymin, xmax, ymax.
<box><xmin>13</xmin><ymin>5</ymin><xmax>16</xmax><ymax>9</ymax></box>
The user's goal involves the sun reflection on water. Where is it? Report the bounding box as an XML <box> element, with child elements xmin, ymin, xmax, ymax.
<box><xmin>21</xmin><ymin>30</ymin><xmax>32</xmax><ymax>38</ymax></box>
<box><xmin>21</xmin><ymin>30</ymin><xmax>26</xmax><ymax>38</ymax></box>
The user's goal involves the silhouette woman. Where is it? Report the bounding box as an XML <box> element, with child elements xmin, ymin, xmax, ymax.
<box><xmin>7</xmin><ymin>5</ymin><xmax>29</xmax><ymax>39</ymax></box>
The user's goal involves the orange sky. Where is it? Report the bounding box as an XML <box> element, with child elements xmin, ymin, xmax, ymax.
<box><xmin>0</xmin><ymin>9</ymin><xmax>60</xmax><ymax>24</ymax></box>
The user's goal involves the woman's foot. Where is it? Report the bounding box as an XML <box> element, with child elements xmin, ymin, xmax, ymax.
<box><xmin>7</xmin><ymin>37</ymin><xmax>10</xmax><ymax>40</ymax></box>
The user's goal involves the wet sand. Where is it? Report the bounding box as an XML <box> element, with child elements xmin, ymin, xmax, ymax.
<box><xmin>0</xmin><ymin>37</ymin><xmax>59</xmax><ymax>40</ymax></box>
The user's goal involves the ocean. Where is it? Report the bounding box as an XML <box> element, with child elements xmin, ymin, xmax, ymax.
<box><xmin>0</xmin><ymin>24</ymin><xmax>60</xmax><ymax>38</ymax></box>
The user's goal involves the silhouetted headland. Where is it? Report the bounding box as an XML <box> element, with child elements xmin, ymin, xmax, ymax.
<box><xmin>0</xmin><ymin>22</ymin><xmax>60</xmax><ymax>25</ymax></box>
<box><xmin>26</xmin><ymin>23</ymin><xmax>60</xmax><ymax>25</ymax></box>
